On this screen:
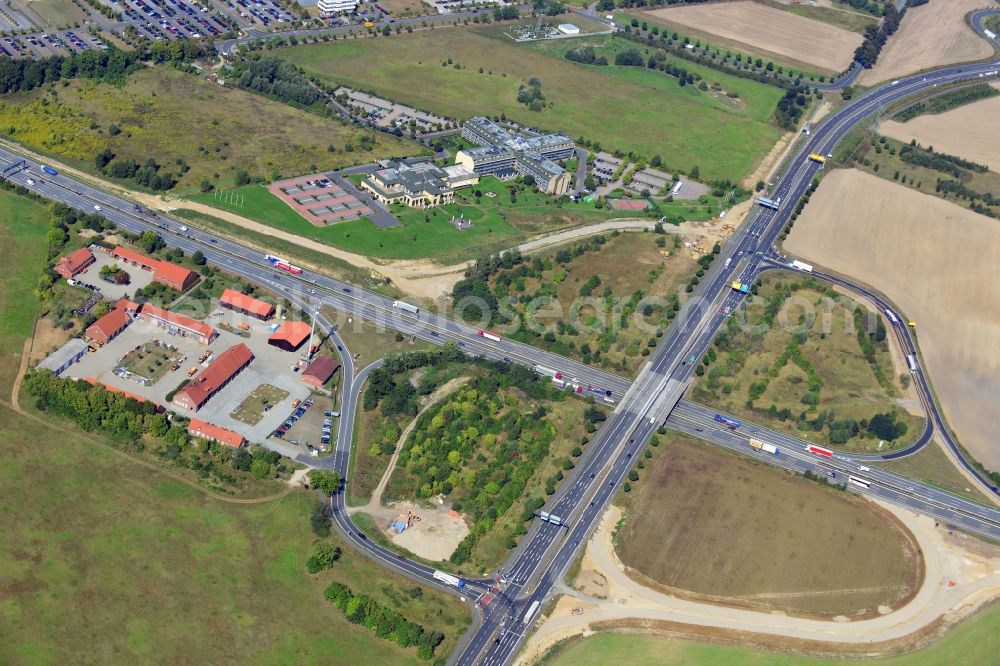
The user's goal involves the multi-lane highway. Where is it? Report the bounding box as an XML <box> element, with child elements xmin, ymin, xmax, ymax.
<box><xmin>456</xmin><ymin>52</ymin><xmax>1000</xmax><ymax>666</ymax></box>
<box><xmin>3</xmin><ymin>23</ymin><xmax>1000</xmax><ymax>663</ymax></box>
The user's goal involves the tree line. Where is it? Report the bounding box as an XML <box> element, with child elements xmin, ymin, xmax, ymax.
<box><xmin>0</xmin><ymin>39</ymin><xmax>213</xmax><ymax>95</ymax></box>
<box><xmin>895</xmin><ymin>84</ymin><xmax>999</xmax><ymax>123</ymax></box>
<box><xmin>323</xmin><ymin>582</ymin><xmax>444</xmax><ymax>660</ymax></box>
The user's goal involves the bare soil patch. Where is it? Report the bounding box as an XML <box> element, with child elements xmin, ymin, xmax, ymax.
<box><xmin>785</xmin><ymin>169</ymin><xmax>1000</xmax><ymax>470</ymax></box>
<box><xmin>614</xmin><ymin>433</ymin><xmax>921</xmax><ymax>617</ymax></box>
<box><xmin>643</xmin><ymin>1</ymin><xmax>862</xmax><ymax>73</ymax></box>
<box><xmin>881</xmin><ymin>83</ymin><xmax>1000</xmax><ymax>173</ymax></box>
<box><xmin>859</xmin><ymin>0</ymin><xmax>996</xmax><ymax>86</ymax></box>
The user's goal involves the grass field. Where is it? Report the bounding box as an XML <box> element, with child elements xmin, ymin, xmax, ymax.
<box><xmin>277</xmin><ymin>29</ymin><xmax>785</xmax><ymax>183</ymax></box>
<box><xmin>539</xmin><ymin>601</ymin><xmax>1000</xmax><ymax>666</ymax></box>
<box><xmin>612</xmin><ymin>432</ymin><xmax>921</xmax><ymax>616</ymax></box>
<box><xmin>0</xmin><ymin>190</ymin><xmax>472</xmax><ymax>663</ymax></box>
<box><xmin>193</xmin><ymin>175</ymin><xmax>657</xmax><ymax>263</ymax></box>
<box><xmin>690</xmin><ymin>271</ymin><xmax>925</xmax><ymax>453</ymax></box>
<box><xmin>119</xmin><ymin>343</ymin><xmax>178</xmax><ymax>385</ymax></box>
<box><xmin>777</xmin><ymin>1</ymin><xmax>879</xmax><ymax>34</ymax></box>
<box><xmin>874</xmin><ymin>439</ymin><xmax>995</xmax><ymax>506</ymax></box>
<box><xmin>231</xmin><ymin>383</ymin><xmax>290</xmax><ymax>426</ymax></box>
<box><xmin>0</xmin><ymin>67</ymin><xmax>419</xmax><ymax>195</ymax></box>
<box><xmin>489</xmin><ymin>230</ymin><xmax>700</xmax><ymax>376</ymax></box>
<box><xmin>0</xmin><ymin>189</ymin><xmax>50</xmax><ymax>393</ymax></box>
<box><xmin>20</xmin><ymin>0</ymin><xmax>90</xmax><ymax>28</ymax></box>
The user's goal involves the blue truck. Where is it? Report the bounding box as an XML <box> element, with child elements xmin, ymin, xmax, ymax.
<box><xmin>40</xmin><ymin>165</ymin><xmax>58</xmax><ymax>176</ymax></box>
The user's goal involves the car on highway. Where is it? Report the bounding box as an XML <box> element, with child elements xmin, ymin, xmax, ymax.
<box><xmin>93</xmin><ymin>204</ymin><xmax>102</xmax><ymax>211</ymax></box>
<box><xmin>25</xmin><ymin>178</ymin><xmax>34</xmax><ymax>186</ymax></box>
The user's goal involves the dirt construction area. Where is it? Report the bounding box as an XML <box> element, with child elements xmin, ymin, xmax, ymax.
<box><xmin>785</xmin><ymin>169</ymin><xmax>1000</xmax><ymax>470</ymax></box>
<box><xmin>880</xmin><ymin>83</ymin><xmax>1000</xmax><ymax>174</ymax></box>
<box><xmin>859</xmin><ymin>0</ymin><xmax>996</xmax><ymax>86</ymax></box>
<box><xmin>642</xmin><ymin>1</ymin><xmax>862</xmax><ymax>74</ymax></box>
<box><xmin>613</xmin><ymin>434</ymin><xmax>921</xmax><ymax>617</ymax></box>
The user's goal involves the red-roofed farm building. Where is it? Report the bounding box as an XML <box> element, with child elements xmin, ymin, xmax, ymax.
<box><xmin>219</xmin><ymin>289</ymin><xmax>275</xmax><ymax>320</ymax></box>
<box><xmin>188</xmin><ymin>418</ymin><xmax>246</xmax><ymax>448</ymax></box>
<box><xmin>173</xmin><ymin>343</ymin><xmax>254</xmax><ymax>411</ymax></box>
<box><xmin>55</xmin><ymin>247</ymin><xmax>95</xmax><ymax>279</ymax></box>
<box><xmin>268</xmin><ymin>321</ymin><xmax>312</xmax><ymax>352</ymax></box>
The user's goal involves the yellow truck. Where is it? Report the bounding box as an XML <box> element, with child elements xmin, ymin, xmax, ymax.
<box><xmin>364</xmin><ymin>20</ymin><xmax>374</xmax><ymax>28</ymax></box>
<box><xmin>808</xmin><ymin>153</ymin><xmax>827</xmax><ymax>165</ymax></box>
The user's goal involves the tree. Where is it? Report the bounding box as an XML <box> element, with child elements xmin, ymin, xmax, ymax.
<box><xmin>306</xmin><ymin>541</ymin><xmax>342</xmax><ymax>573</ymax></box>
<box><xmin>250</xmin><ymin>458</ymin><xmax>271</xmax><ymax>479</ymax></box>
<box><xmin>95</xmin><ymin>147</ymin><xmax>115</xmax><ymax>170</ymax></box>
<box><xmin>755</xmin><ymin>180</ymin><xmax>765</xmax><ymax>192</ymax></box>
<box><xmin>310</xmin><ymin>501</ymin><xmax>331</xmax><ymax>537</ymax></box>
<box><xmin>310</xmin><ymin>470</ymin><xmax>342</xmax><ymax>495</ymax></box>
<box><xmin>191</xmin><ymin>250</ymin><xmax>206</xmax><ymax>266</ymax></box>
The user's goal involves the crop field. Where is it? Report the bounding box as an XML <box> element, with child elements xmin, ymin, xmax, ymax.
<box><xmin>639</xmin><ymin>1</ymin><xmax>862</xmax><ymax>74</ymax></box>
<box><xmin>0</xmin><ymin>204</ymin><xmax>471</xmax><ymax>663</ymax></box>
<box><xmin>277</xmin><ymin>28</ymin><xmax>785</xmax><ymax>183</ymax></box>
<box><xmin>880</xmin><ymin>84</ymin><xmax>1000</xmax><ymax>174</ymax></box>
<box><xmin>540</xmin><ymin>600</ymin><xmax>1000</xmax><ymax>666</ymax></box>
<box><xmin>690</xmin><ymin>271</ymin><xmax>924</xmax><ymax>453</ymax></box>
<box><xmin>614</xmin><ymin>433</ymin><xmax>921</xmax><ymax>617</ymax></box>
<box><xmin>775</xmin><ymin>0</ymin><xmax>879</xmax><ymax>34</ymax></box>
<box><xmin>0</xmin><ymin>67</ymin><xmax>418</xmax><ymax>195</ymax></box>
<box><xmin>785</xmin><ymin>169</ymin><xmax>1000</xmax><ymax>470</ymax></box>
<box><xmin>485</xmin><ymin>230</ymin><xmax>702</xmax><ymax>376</ymax></box>
<box><xmin>859</xmin><ymin>0</ymin><xmax>995</xmax><ymax>86</ymax></box>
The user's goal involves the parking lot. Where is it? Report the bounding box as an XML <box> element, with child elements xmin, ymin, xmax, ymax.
<box><xmin>69</xmin><ymin>303</ymin><xmax>314</xmax><ymax>444</ymax></box>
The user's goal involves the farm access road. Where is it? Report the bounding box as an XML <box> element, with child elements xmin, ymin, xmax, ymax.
<box><xmin>515</xmin><ymin>503</ymin><xmax>1000</xmax><ymax>666</ymax></box>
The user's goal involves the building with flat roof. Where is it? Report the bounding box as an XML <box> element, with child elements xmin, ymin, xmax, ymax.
<box><xmin>268</xmin><ymin>321</ymin><xmax>312</xmax><ymax>352</ymax></box>
<box><xmin>317</xmin><ymin>0</ymin><xmax>357</xmax><ymax>15</ymax></box>
<box><xmin>188</xmin><ymin>418</ymin><xmax>246</xmax><ymax>448</ymax></box>
<box><xmin>37</xmin><ymin>338</ymin><xmax>88</xmax><ymax>376</ymax></box>
<box><xmin>173</xmin><ymin>343</ymin><xmax>254</xmax><ymax>411</ymax></box>
<box><xmin>219</xmin><ymin>289</ymin><xmax>275</xmax><ymax>320</ymax></box>
<box><xmin>138</xmin><ymin>304</ymin><xmax>217</xmax><ymax>345</ymax></box>
<box><xmin>85</xmin><ymin>304</ymin><xmax>133</xmax><ymax>347</ymax></box>
<box><xmin>301</xmin><ymin>356</ymin><xmax>340</xmax><ymax>388</ymax></box>
<box><xmin>110</xmin><ymin>246</ymin><xmax>197</xmax><ymax>292</ymax></box>
<box><xmin>55</xmin><ymin>247</ymin><xmax>95</xmax><ymax>279</ymax></box>
<box><xmin>558</xmin><ymin>23</ymin><xmax>579</xmax><ymax>35</ymax></box>
<box><xmin>456</xmin><ymin>117</ymin><xmax>574</xmax><ymax>195</ymax></box>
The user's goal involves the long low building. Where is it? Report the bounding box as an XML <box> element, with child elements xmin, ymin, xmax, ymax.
<box><xmin>188</xmin><ymin>418</ymin><xmax>246</xmax><ymax>448</ymax></box>
<box><xmin>219</xmin><ymin>288</ymin><xmax>275</xmax><ymax>320</ymax></box>
<box><xmin>85</xmin><ymin>303</ymin><xmax>133</xmax><ymax>347</ymax></box>
<box><xmin>111</xmin><ymin>246</ymin><xmax>198</xmax><ymax>292</ymax></box>
<box><xmin>173</xmin><ymin>343</ymin><xmax>254</xmax><ymax>411</ymax></box>
<box><xmin>138</xmin><ymin>304</ymin><xmax>217</xmax><ymax>345</ymax></box>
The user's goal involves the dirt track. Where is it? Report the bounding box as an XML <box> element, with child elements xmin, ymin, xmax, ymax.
<box><xmin>644</xmin><ymin>1</ymin><xmax>862</xmax><ymax>73</ymax></box>
<box><xmin>881</xmin><ymin>83</ymin><xmax>1000</xmax><ymax>173</ymax></box>
<box><xmin>516</xmin><ymin>502</ymin><xmax>1000</xmax><ymax>665</ymax></box>
<box><xmin>859</xmin><ymin>0</ymin><xmax>995</xmax><ymax>86</ymax></box>
<box><xmin>784</xmin><ymin>169</ymin><xmax>1000</xmax><ymax>469</ymax></box>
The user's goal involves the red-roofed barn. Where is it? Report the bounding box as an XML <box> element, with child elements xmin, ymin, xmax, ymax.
<box><xmin>268</xmin><ymin>321</ymin><xmax>312</xmax><ymax>352</ymax></box>
<box><xmin>55</xmin><ymin>247</ymin><xmax>95</xmax><ymax>279</ymax></box>
<box><xmin>219</xmin><ymin>289</ymin><xmax>275</xmax><ymax>320</ymax></box>
<box><xmin>173</xmin><ymin>343</ymin><xmax>254</xmax><ymax>411</ymax></box>
<box><xmin>110</xmin><ymin>246</ymin><xmax>197</xmax><ymax>291</ymax></box>
<box><xmin>300</xmin><ymin>356</ymin><xmax>340</xmax><ymax>388</ymax></box>
<box><xmin>139</xmin><ymin>304</ymin><xmax>217</xmax><ymax>345</ymax></box>
<box><xmin>85</xmin><ymin>305</ymin><xmax>133</xmax><ymax>346</ymax></box>
<box><xmin>188</xmin><ymin>418</ymin><xmax>246</xmax><ymax>448</ymax></box>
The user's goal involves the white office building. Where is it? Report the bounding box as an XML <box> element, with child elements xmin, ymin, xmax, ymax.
<box><xmin>318</xmin><ymin>0</ymin><xmax>358</xmax><ymax>15</ymax></box>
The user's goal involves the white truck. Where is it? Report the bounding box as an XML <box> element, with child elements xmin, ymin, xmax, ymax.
<box><xmin>392</xmin><ymin>300</ymin><xmax>419</xmax><ymax>314</ymax></box>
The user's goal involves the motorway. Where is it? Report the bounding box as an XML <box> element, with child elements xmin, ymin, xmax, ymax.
<box><xmin>1</xmin><ymin>16</ymin><xmax>999</xmax><ymax>663</ymax></box>
<box><xmin>456</xmin><ymin>46</ymin><xmax>1000</xmax><ymax>666</ymax></box>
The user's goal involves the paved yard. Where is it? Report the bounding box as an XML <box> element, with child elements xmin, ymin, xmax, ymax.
<box><xmin>73</xmin><ymin>248</ymin><xmax>155</xmax><ymax>301</ymax></box>
<box><xmin>68</xmin><ymin>311</ymin><xmax>315</xmax><ymax>444</ymax></box>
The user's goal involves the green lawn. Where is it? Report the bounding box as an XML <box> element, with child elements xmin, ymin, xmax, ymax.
<box><xmin>542</xmin><ymin>602</ymin><xmax>1000</xmax><ymax>665</ymax></box>
<box><xmin>277</xmin><ymin>29</ymin><xmax>785</xmax><ymax>183</ymax></box>
<box><xmin>191</xmin><ymin>176</ymin><xmax>664</xmax><ymax>263</ymax></box>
